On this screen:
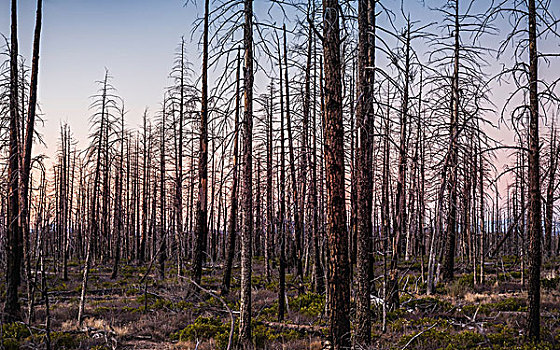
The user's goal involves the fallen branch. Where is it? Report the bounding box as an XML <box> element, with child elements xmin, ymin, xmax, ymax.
<box><xmin>257</xmin><ymin>321</ymin><xmax>325</xmax><ymax>336</ymax></box>
<box><xmin>47</xmin><ymin>288</ymin><xmax>126</xmax><ymax>297</ymax></box>
<box><xmin>400</xmin><ymin>322</ymin><xmax>439</xmax><ymax>350</ymax></box>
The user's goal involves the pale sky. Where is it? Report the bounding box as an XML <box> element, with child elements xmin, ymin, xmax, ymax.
<box><xmin>1</xmin><ymin>0</ymin><xmax>560</xmax><ymax>204</ymax></box>
<box><xmin>0</xmin><ymin>0</ymin><xmax>199</xmax><ymax>153</ymax></box>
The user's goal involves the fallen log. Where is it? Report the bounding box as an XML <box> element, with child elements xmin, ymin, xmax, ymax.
<box><xmin>257</xmin><ymin>321</ymin><xmax>325</xmax><ymax>336</ymax></box>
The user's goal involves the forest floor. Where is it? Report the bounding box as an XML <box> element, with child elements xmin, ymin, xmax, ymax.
<box><xmin>1</xmin><ymin>256</ymin><xmax>560</xmax><ymax>349</ymax></box>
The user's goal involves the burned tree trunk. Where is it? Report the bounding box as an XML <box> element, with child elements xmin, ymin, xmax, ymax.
<box><xmin>78</xmin><ymin>71</ymin><xmax>110</xmax><ymax>327</ymax></box>
<box><xmin>5</xmin><ymin>0</ymin><xmax>22</xmax><ymax>323</ymax></box>
<box><xmin>322</xmin><ymin>0</ymin><xmax>351</xmax><ymax>348</ymax></box>
<box><xmin>526</xmin><ymin>0</ymin><xmax>542</xmax><ymax>340</ymax></box>
<box><xmin>221</xmin><ymin>52</ymin><xmax>241</xmax><ymax>296</ymax></box>
<box><xmin>20</xmin><ymin>0</ymin><xmax>43</xmax><ymax>323</ymax></box>
<box><xmin>265</xmin><ymin>83</ymin><xmax>274</xmax><ymax>282</ymax></box>
<box><xmin>175</xmin><ymin>39</ymin><xmax>186</xmax><ymax>276</ymax></box>
<box><xmin>277</xmin><ymin>37</ymin><xmax>287</xmax><ymax>322</ymax></box>
<box><xmin>388</xmin><ymin>16</ymin><xmax>411</xmax><ymax>311</ymax></box>
<box><xmin>442</xmin><ymin>0</ymin><xmax>460</xmax><ymax>281</ymax></box>
<box><xmin>239</xmin><ymin>0</ymin><xmax>254</xmax><ymax>344</ymax></box>
<box><xmin>355</xmin><ymin>0</ymin><xmax>375</xmax><ymax>344</ymax></box>
<box><xmin>311</xmin><ymin>36</ymin><xmax>324</xmax><ymax>295</ymax></box>
<box><xmin>140</xmin><ymin>110</ymin><xmax>149</xmax><ymax>264</ymax></box>
<box><xmin>544</xmin><ymin>128</ymin><xmax>558</xmax><ymax>258</ymax></box>
<box><xmin>193</xmin><ymin>0</ymin><xmax>210</xmax><ymax>285</ymax></box>
<box><xmin>283</xmin><ymin>25</ymin><xmax>304</xmax><ymax>280</ymax></box>
<box><xmin>111</xmin><ymin>105</ymin><xmax>126</xmax><ymax>279</ymax></box>
<box><xmin>158</xmin><ymin>103</ymin><xmax>167</xmax><ymax>280</ymax></box>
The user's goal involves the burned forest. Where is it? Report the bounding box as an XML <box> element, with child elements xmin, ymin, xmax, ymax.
<box><xmin>1</xmin><ymin>0</ymin><xmax>560</xmax><ymax>349</ymax></box>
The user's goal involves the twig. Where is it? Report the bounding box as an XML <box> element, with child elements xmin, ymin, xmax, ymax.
<box><xmin>400</xmin><ymin>322</ymin><xmax>439</xmax><ymax>350</ymax></box>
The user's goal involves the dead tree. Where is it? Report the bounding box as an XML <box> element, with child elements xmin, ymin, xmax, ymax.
<box><xmin>140</xmin><ymin>109</ymin><xmax>149</xmax><ymax>263</ymax></box>
<box><xmin>544</xmin><ymin>126</ymin><xmax>559</xmax><ymax>258</ymax></box>
<box><xmin>111</xmin><ymin>103</ymin><xmax>126</xmax><ymax>279</ymax></box>
<box><xmin>158</xmin><ymin>101</ymin><xmax>167</xmax><ymax>280</ymax></box>
<box><xmin>322</xmin><ymin>0</ymin><xmax>351</xmax><ymax>348</ymax></box>
<box><xmin>193</xmin><ymin>0</ymin><xmax>210</xmax><ymax>285</ymax></box>
<box><xmin>277</xmin><ymin>34</ymin><xmax>287</xmax><ymax>322</ymax></box>
<box><xmin>265</xmin><ymin>82</ymin><xmax>274</xmax><ymax>282</ymax></box>
<box><xmin>221</xmin><ymin>51</ymin><xmax>241</xmax><ymax>296</ymax></box>
<box><xmin>5</xmin><ymin>0</ymin><xmax>22</xmax><ymax>322</ymax></box>
<box><xmin>355</xmin><ymin>0</ymin><xmax>375</xmax><ymax>344</ymax></box>
<box><xmin>20</xmin><ymin>0</ymin><xmax>43</xmax><ymax>324</ymax></box>
<box><xmin>78</xmin><ymin>71</ymin><xmax>118</xmax><ymax>326</ymax></box>
<box><xmin>239</xmin><ymin>0</ymin><xmax>254</xmax><ymax>344</ymax></box>
<box><xmin>488</xmin><ymin>0</ymin><xmax>560</xmax><ymax>339</ymax></box>
<box><xmin>311</xmin><ymin>33</ymin><xmax>324</xmax><ymax>295</ymax></box>
<box><xmin>526</xmin><ymin>0</ymin><xmax>542</xmax><ymax>339</ymax></box>
<box><xmin>283</xmin><ymin>24</ymin><xmax>304</xmax><ymax>280</ymax></box>
<box><xmin>441</xmin><ymin>0</ymin><xmax>460</xmax><ymax>281</ymax></box>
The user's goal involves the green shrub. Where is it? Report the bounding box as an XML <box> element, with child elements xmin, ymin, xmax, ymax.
<box><xmin>2</xmin><ymin>322</ymin><xmax>30</xmax><ymax>340</ymax></box>
<box><xmin>1</xmin><ymin>323</ymin><xmax>30</xmax><ymax>350</ymax></box>
<box><xmin>446</xmin><ymin>330</ymin><xmax>486</xmax><ymax>349</ymax></box>
<box><xmin>491</xmin><ymin>298</ymin><xmax>526</xmax><ymax>312</ymax></box>
<box><xmin>252</xmin><ymin>323</ymin><xmax>301</xmax><ymax>347</ymax></box>
<box><xmin>464</xmin><ymin>297</ymin><xmax>526</xmax><ymax>315</ymax></box>
<box><xmin>487</xmin><ymin>324</ymin><xmax>517</xmax><ymax>348</ymax></box>
<box><xmin>289</xmin><ymin>292</ymin><xmax>325</xmax><ymax>317</ymax></box>
<box><xmin>1</xmin><ymin>337</ymin><xmax>20</xmax><ymax>350</ymax></box>
<box><xmin>51</xmin><ymin>331</ymin><xmax>85</xmax><ymax>349</ymax></box>
<box><xmin>170</xmin><ymin>316</ymin><xmax>235</xmax><ymax>349</ymax></box>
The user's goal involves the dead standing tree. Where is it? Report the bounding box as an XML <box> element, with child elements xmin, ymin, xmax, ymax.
<box><xmin>487</xmin><ymin>0</ymin><xmax>560</xmax><ymax>340</ymax></box>
<box><xmin>78</xmin><ymin>71</ymin><xmax>120</xmax><ymax>326</ymax></box>
<box><xmin>20</xmin><ymin>0</ymin><xmax>43</xmax><ymax>324</ymax></box>
<box><xmin>5</xmin><ymin>0</ymin><xmax>22</xmax><ymax>322</ymax></box>
<box><xmin>111</xmin><ymin>103</ymin><xmax>126</xmax><ymax>279</ymax></box>
<box><xmin>424</xmin><ymin>0</ymin><xmax>494</xmax><ymax>289</ymax></box>
<box><xmin>193</xmin><ymin>0</ymin><xmax>210</xmax><ymax>285</ymax></box>
<box><xmin>239</xmin><ymin>0</ymin><xmax>254</xmax><ymax>345</ymax></box>
<box><xmin>354</xmin><ymin>0</ymin><xmax>376</xmax><ymax>345</ymax></box>
<box><xmin>221</xmin><ymin>51</ymin><xmax>241</xmax><ymax>296</ymax></box>
<box><xmin>322</xmin><ymin>0</ymin><xmax>351</xmax><ymax>348</ymax></box>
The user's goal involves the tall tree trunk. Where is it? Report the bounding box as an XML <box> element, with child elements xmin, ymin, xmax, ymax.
<box><xmin>544</xmin><ymin>128</ymin><xmax>557</xmax><ymax>258</ymax></box>
<box><xmin>5</xmin><ymin>0</ymin><xmax>22</xmax><ymax>323</ymax></box>
<box><xmin>322</xmin><ymin>1</ymin><xmax>351</xmax><ymax>348</ymax></box>
<box><xmin>140</xmin><ymin>110</ymin><xmax>149</xmax><ymax>264</ymax></box>
<box><xmin>283</xmin><ymin>25</ymin><xmax>304</xmax><ymax>280</ymax></box>
<box><xmin>479</xmin><ymin>142</ymin><xmax>485</xmax><ymax>284</ymax></box>
<box><xmin>221</xmin><ymin>52</ymin><xmax>241</xmax><ymax>296</ymax></box>
<box><xmin>20</xmin><ymin>0</ymin><xmax>43</xmax><ymax>324</ymax></box>
<box><xmin>111</xmin><ymin>106</ymin><xmax>126</xmax><ymax>279</ymax></box>
<box><xmin>265</xmin><ymin>83</ymin><xmax>274</xmax><ymax>282</ymax></box>
<box><xmin>388</xmin><ymin>17</ymin><xmax>411</xmax><ymax>311</ymax></box>
<box><xmin>355</xmin><ymin>0</ymin><xmax>375</xmax><ymax>344</ymax></box>
<box><xmin>193</xmin><ymin>0</ymin><xmax>210</xmax><ymax>285</ymax></box>
<box><xmin>526</xmin><ymin>0</ymin><xmax>542</xmax><ymax>340</ymax></box>
<box><xmin>442</xmin><ymin>0</ymin><xmax>460</xmax><ymax>281</ymax></box>
<box><xmin>61</xmin><ymin>126</ymin><xmax>69</xmax><ymax>281</ymax></box>
<box><xmin>78</xmin><ymin>72</ymin><xmax>109</xmax><ymax>326</ymax></box>
<box><xmin>175</xmin><ymin>39</ymin><xmax>186</xmax><ymax>276</ymax></box>
<box><xmin>277</xmin><ymin>38</ymin><xmax>287</xmax><ymax>322</ymax></box>
<box><xmin>239</xmin><ymin>0</ymin><xmax>254</xmax><ymax>344</ymax></box>
<box><xmin>158</xmin><ymin>104</ymin><xmax>167</xmax><ymax>280</ymax></box>
<box><xmin>311</xmin><ymin>34</ymin><xmax>324</xmax><ymax>295</ymax></box>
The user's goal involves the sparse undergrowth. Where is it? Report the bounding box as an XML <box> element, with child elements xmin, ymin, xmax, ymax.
<box><xmin>1</xmin><ymin>259</ymin><xmax>559</xmax><ymax>349</ymax></box>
